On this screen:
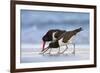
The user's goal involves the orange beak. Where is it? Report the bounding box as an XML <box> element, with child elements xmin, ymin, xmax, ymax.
<box><xmin>42</xmin><ymin>41</ymin><xmax>46</xmax><ymax>52</ymax></box>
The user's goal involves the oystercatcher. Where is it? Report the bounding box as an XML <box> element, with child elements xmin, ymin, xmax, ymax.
<box><xmin>42</xmin><ymin>29</ymin><xmax>66</xmax><ymax>52</ymax></box>
<box><xmin>42</xmin><ymin>27</ymin><xmax>82</xmax><ymax>54</ymax></box>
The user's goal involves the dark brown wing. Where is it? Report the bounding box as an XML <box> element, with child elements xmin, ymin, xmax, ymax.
<box><xmin>54</xmin><ymin>30</ymin><xmax>66</xmax><ymax>40</ymax></box>
<box><xmin>62</xmin><ymin>32</ymin><xmax>75</xmax><ymax>43</ymax></box>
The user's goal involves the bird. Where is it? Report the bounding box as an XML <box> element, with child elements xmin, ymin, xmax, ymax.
<box><xmin>42</xmin><ymin>27</ymin><xmax>82</xmax><ymax>54</ymax></box>
<box><xmin>41</xmin><ymin>29</ymin><xmax>66</xmax><ymax>52</ymax></box>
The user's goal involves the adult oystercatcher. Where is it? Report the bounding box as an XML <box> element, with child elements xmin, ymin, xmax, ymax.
<box><xmin>42</xmin><ymin>27</ymin><xmax>82</xmax><ymax>54</ymax></box>
<box><xmin>42</xmin><ymin>29</ymin><xmax>66</xmax><ymax>52</ymax></box>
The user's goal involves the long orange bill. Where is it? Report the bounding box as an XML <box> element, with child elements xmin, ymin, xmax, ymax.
<box><xmin>42</xmin><ymin>41</ymin><xmax>46</xmax><ymax>52</ymax></box>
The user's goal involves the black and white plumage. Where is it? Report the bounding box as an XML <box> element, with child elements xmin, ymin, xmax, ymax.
<box><xmin>42</xmin><ymin>27</ymin><xmax>82</xmax><ymax>54</ymax></box>
<box><xmin>42</xmin><ymin>29</ymin><xmax>66</xmax><ymax>52</ymax></box>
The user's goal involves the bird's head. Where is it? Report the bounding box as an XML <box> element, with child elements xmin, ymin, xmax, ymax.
<box><xmin>75</xmin><ymin>27</ymin><xmax>83</xmax><ymax>33</ymax></box>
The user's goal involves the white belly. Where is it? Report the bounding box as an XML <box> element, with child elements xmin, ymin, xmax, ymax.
<box><xmin>58</xmin><ymin>38</ymin><xmax>67</xmax><ymax>46</ymax></box>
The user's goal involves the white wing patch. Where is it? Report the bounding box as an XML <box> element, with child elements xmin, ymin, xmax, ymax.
<box><xmin>67</xmin><ymin>35</ymin><xmax>75</xmax><ymax>43</ymax></box>
<box><xmin>58</xmin><ymin>35</ymin><xmax>76</xmax><ymax>46</ymax></box>
<box><xmin>52</xmin><ymin>32</ymin><xmax>57</xmax><ymax>41</ymax></box>
<box><xmin>58</xmin><ymin>38</ymin><xmax>67</xmax><ymax>46</ymax></box>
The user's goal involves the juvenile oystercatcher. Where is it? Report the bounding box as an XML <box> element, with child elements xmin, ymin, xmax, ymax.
<box><xmin>42</xmin><ymin>27</ymin><xmax>82</xmax><ymax>54</ymax></box>
<box><xmin>42</xmin><ymin>29</ymin><xmax>66</xmax><ymax>52</ymax></box>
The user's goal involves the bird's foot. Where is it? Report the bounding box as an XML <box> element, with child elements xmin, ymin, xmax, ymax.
<box><xmin>39</xmin><ymin>52</ymin><xmax>43</xmax><ymax>54</ymax></box>
<box><xmin>57</xmin><ymin>52</ymin><xmax>61</xmax><ymax>54</ymax></box>
<box><xmin>46</xmin><ymin>52</ymin><xmax>51</xmax><ymax>55</ymax></box>
<box><xmin>39</xmin><ymin>51</ymin><xmax>46</xmax><ymax>55</ymax></box>
<box><xmin>59</xmin><ymin>52</ymin><xmax>64</xmax><ymax>54</ymax></box>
